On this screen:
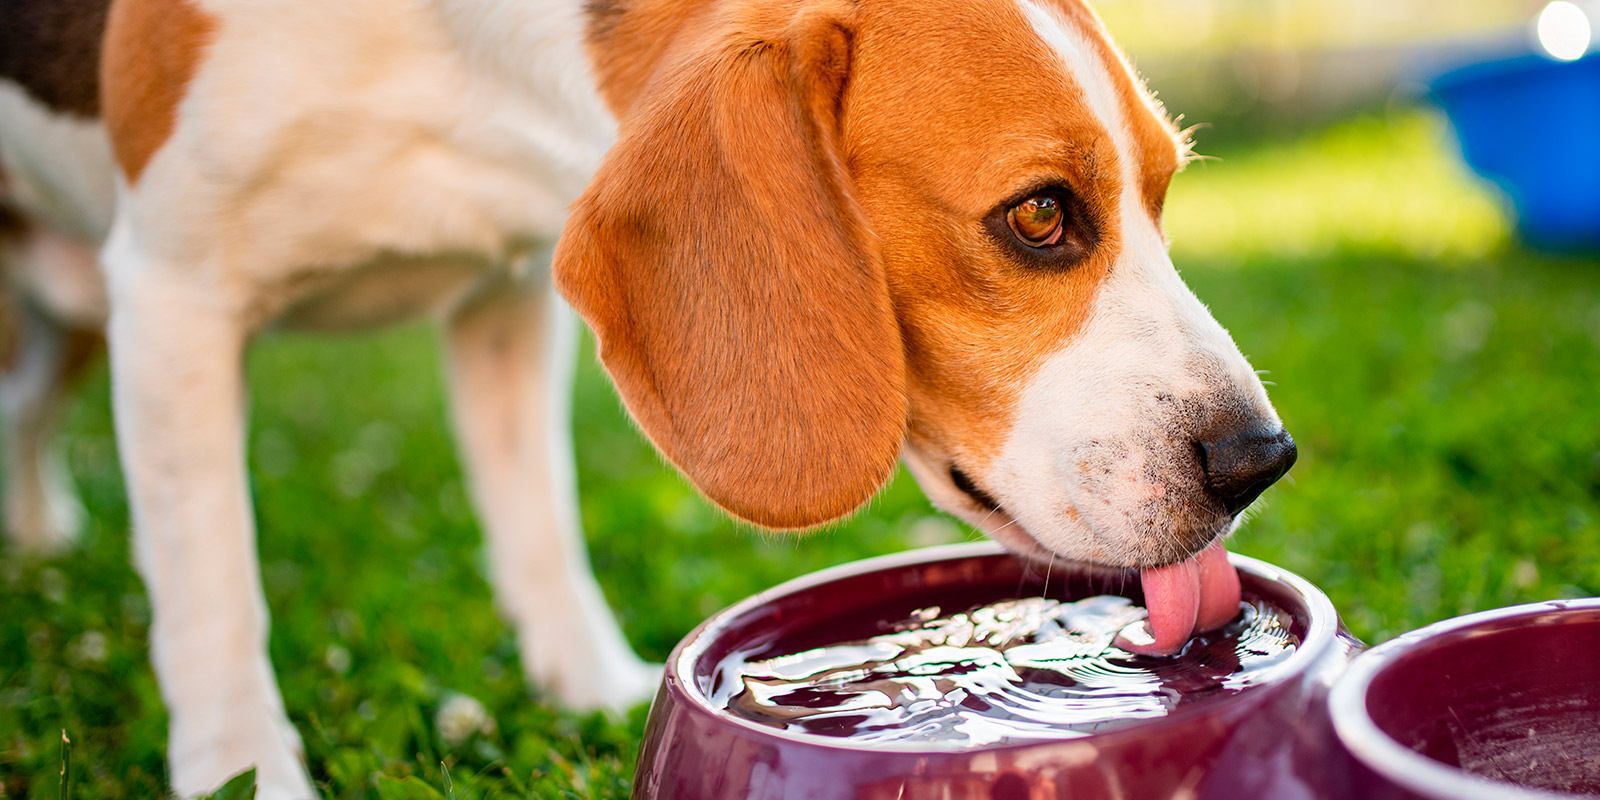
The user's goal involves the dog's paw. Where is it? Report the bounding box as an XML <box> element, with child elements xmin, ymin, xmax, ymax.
<box><xmin>608</xmin><ymin>659</ymin><xmax>665</xmax><ymax>712</ymax></box>
<box><xmin>169</xmin><ymin>712</ymin><xmax>315</xmax><ymax>800</ymax></box>
<box><xmin>548</xmin><ymin>658</ymin><xmax>663</xmax><ymax>717</ymax></box>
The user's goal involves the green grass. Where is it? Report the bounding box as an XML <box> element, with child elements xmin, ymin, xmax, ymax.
<box><xmin>3</xmin><ymin>109</ymin><xmax>1598</xmax><ymax>797</ymax></box>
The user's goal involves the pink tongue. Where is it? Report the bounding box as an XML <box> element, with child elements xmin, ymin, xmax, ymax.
<box><xmin>1115</xmin><ymin>542</ymin><xmax>1242</xmax><ymax>656</ymax></box>
<box><xmin>1193</xmin><ymin>542</ymin><xmax>1242</xmax><ymax>631</ymax></box>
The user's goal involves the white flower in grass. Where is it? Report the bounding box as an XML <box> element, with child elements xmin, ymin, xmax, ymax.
<box><xmin>67</xmin><ymin>631</ymin><xmax>108</xmax><ymax>666</ymax></box>
<box><xmin>435</xmin><ymin>692</ymin><xmax>496</xmax><ymax>747</ymax></box>
<box><xmin>324</xmin><ymin>644</ymin><xmax>351</xmax><ymax>674</ymax></box>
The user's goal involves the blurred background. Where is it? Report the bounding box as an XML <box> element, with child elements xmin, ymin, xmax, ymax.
<box><xmin>1107</xmin><ymin>0</ymin><xmax>1549</xmax><ymax>130</ymax></box>
<box><xmin>2</xmin><ymin>1</ymin><xmax>1598</xmax><ymax>797</ymax></box>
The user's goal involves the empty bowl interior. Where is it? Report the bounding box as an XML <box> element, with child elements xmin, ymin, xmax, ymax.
<box><xmin>1335</xmin><ymin>601</ymin><xmax>1600</xmax><ymax>798</ymax></box>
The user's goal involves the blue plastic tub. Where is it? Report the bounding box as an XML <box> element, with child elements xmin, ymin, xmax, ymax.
<box><xmin>1431</xmin><ymin>53</ymin><xmax>1600</xmax><ymax>250</ymax></box>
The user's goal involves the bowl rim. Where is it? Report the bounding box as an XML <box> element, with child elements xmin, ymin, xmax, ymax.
<box><xmin>1328</xmin><ymin>598</ymin><xmax>1600</xmax><ymax>800</ymax></box>
<box><xmin>664</xmin><ymin>541</ymin><xmax>1342</xmax><ymax>753</ymax></box>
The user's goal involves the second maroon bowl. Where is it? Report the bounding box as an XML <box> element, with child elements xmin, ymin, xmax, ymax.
<box><xmin>632</xmin><ymin>542</ymin><xmax>1364</xmax><ymax>800</ymax></box>
<box><xmin>1330</xmin><ymin>599</ymin><xmax>1600</xmax><ymax>800</ymax></box>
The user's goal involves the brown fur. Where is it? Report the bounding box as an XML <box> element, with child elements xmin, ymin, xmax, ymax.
<box><xmin>558</xmin><ymin>0</ymin><xmax>906</xmax><ymax>529</ymax></box>
<box><xmin>583</xmin><ymin>0</ymin><xmax>715</xmax><ymax>114</ymax></box>
<box><xmin>857</xmin><ymin>0</ymin><xmax>1186</xmax><ymax>486</ymax></box>
<box><xmin>0</xmin><ymin>294</ymin><xmax>17</xmax><ymax>372</ymax></box>
<box><xmin>0</xmin><ymin>169</ymin><xmax>23</xmax><ymax>240</ymax></box>
<box><xmin>100</xmin><ymin>0</ymin><xmax>216</xmax><ymax>183</ymax></box>
<box><xmin>846</xmin><ymin>0</ymin><xmax>1123</xmax><ymax>482</ymax></box>
<box><xmin>564</xmin><ymin>0</ymin><xmax>1187</xmax><ymax>527</ymax></box>
<box><xmin>0</xmin><ymin>0</ymin><xmax>113</xmax><ymax>118</ymax></box>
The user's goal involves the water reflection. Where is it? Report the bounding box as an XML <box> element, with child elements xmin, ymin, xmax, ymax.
<box><xmin>717</xmin><ymin>595</ymin><xmax>1298</xmax><ymax>747</ymax></box>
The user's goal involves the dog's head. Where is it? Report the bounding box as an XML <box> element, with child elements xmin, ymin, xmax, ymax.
<box><xmin>555</xmin><ymin>0</ymin><xmax>1294</xmax><ymax>571</ymax></box>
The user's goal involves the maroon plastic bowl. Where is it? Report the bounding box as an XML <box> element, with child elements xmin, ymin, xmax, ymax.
<box><xmin>1330</xmin><ymin>599</ymin><xmax>1600</xmax><ymax>800</ymax></box>
<box><xmin>633</xmin><ymin>542</ymin><xmax>1363</xmax><ymax>800</ymax></box>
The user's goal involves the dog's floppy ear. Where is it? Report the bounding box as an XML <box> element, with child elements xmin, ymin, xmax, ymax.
<box><xmin>554</xmin><ymin>3</ymin><xmax>906</xmax><ymax>529</ymax></box>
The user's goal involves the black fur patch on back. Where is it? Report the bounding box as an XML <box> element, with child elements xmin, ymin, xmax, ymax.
<box><xmin>0</xmin><ymin>0</ymin><xmax>114</xmax><ymax>118</ymax></box>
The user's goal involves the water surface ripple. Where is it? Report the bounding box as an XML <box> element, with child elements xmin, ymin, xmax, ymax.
<box><xmin>717</xmin><ymin>595</ymin><xmax>1298</xmax><ymax>746</ymax></box>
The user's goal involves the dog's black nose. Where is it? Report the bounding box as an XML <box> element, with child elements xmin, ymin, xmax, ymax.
<box><xmin>1200</xmin><ymin>428</ymin><xmax>1297</xmax><ymax>516</ymax></box>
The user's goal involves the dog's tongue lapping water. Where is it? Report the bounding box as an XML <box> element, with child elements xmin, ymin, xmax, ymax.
<box><xmin>1117</xmin><ymin>542</ymin><xmax>1244</xmax><ymax>656</ymax></box>
<box><xmin>714</xmin><ymin>545</ymin><xmax>1297</xmax><ymax>747</ymax></box>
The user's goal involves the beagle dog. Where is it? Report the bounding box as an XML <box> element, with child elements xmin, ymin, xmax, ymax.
<box><xmin>0</xmin><ymin>0</ymin><xmax>1297</xmax><ymax>795</ymax></box>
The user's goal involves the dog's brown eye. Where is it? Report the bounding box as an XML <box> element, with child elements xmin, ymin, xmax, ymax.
<box><xmin>1007</xmin><ymin>194</ymin><xmax>1064</xmax><ymax>247</ymax></box>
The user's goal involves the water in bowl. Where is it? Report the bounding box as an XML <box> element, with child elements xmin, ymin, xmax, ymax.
<box><xmin>712</xmin><ymin>594</ymin><xmax>1298</xmax><ymax>747</ymax></box>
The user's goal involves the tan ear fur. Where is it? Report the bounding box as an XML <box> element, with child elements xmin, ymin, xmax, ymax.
<box><xmin>554</xmin><ymin>2</ymin><xmax>907</xmax><ymax>529</ymax></box>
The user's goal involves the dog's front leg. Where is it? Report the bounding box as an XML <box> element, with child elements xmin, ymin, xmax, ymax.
<box><xmin>105</xmin><ymin>246</ymin><xmax>313</xmax><ymax>798</ymax></box>
<box><xmin>444</xmin><ymin>270</ymin><xmax>659</xmax><ymax>713</ymax></box>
